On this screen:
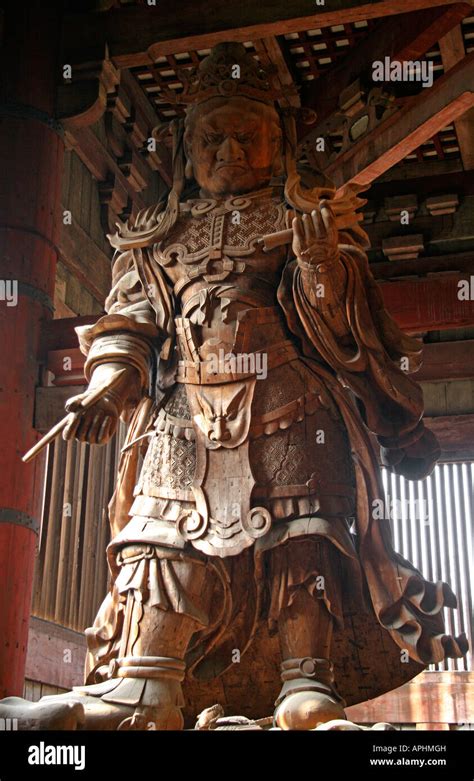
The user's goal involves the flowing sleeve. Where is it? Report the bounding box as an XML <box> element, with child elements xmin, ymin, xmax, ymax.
<box><xmin>277</xmin><ymin>228</ymin><xmax>440</xmax><ymax>480</ymax></box>
<box><xmin>75</xmin><ymin>240</ymin><xmax>176</xmax><ymax>395</ymax></box>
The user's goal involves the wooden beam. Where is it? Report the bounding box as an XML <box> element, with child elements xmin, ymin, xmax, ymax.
<box><xmin>302</xmin><ymin>3</ymin><xmax>472</xmax><ymax>125</ymax></box>
<box><xmin>56</xmin><ymin>58</ymin><xmax>119</xmax><ymax>129</ymax></box>
<box><xmin>416</xmin><ymin>340</ymin><xmax>474</xmax><ymax>382</ymax></box>
<box><xmin>254</xmin><ymin>37</ymin><xmax>300</xmax><ymax>109</ymax></box>
<box><xmin>40</xmin><ymin>269</ymin><xmax>474</xmax><ymax>365</ymax></box>
<box><xmin>322</xmin><ymin>52</ymin><xmax>474</xmax><ymax>189</ymax></box>
<box><xmin>39</xmin><ymin>332</ymin><xmax>474</xmax><ymax>386</ymax></box>
<box><xmin>58</xmin><ymin>213</ymin><xmax>111</xmax><ymax>304</ymax></box>
<box><xmin>370</xmin><ymin>251</ymin><xmax>474</xmax><ymax>280</ymax></box>
<box><xmin>439</xmin><ymin>24</ymin><xmax>474</xmax><ymax>170</ymax></box>
<box><xmin>379</xmin><ymin>274</ymin><xmax>474</xmax><ymax>332</ymax></box>
<box><xmin>40</xmin><ymin>316</ymin><xmax>96</xmax><ymax>356</ymax></box>
<box><xmin>61</xmin><ymin>0</ymin><xmax>474</xmax><ymax>68</ymax></box>
<box><xmin>366</xmin><ymin>197</ymin><xmax>474</xmax><ymax>259</ymax></box>
<box><xmin>56</xmin><ymin>78</ymin><xmax>107</xmax><ymax>128</ymax></box>
<box><xmin>367</xmin><ymin>170</ymin><xmax>474</xmax><ymax>201</ymax></box>
<box><xmin>46</xmin><ymin>349</ymin><xmax>86</xmax><ymax>387</ymax></box>
<box><xmin>424</xmin><ymin>413</ymin><xmax>474</xmax><ymax>460</ymax></box>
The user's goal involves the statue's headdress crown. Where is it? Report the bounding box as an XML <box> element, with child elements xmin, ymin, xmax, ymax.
<box><xmin>168</xmin><ymin>42</ymin><xmax>295</xmax><ymax>106</ymax></box>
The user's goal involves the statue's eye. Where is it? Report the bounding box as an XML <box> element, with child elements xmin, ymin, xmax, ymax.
<box><xmin>236</xmin><ymin>133</ymin><xmax>253</xmax><ymax>144</ymax></box>
<box><xmin>205</xmin><ymin>133</ymin><xmax>223</xmax><ymax>145</ymax></box>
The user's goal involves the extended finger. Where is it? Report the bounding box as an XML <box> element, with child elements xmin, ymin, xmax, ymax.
<box><xmin>74</xmin><ymin>413</ymin><xmax>100</xmax><ymax>443</ymax></box>
<box><xmin>292</xmin><ymin>216</ymin><xmax>305</xmax><ymax>252</ymax></box>
<box><xmin>87</xmin><ymin>411</ymin><xmax>107</xmax><ymax>444</ymax></box>
<box><xmin>285</xmin><ymin>208</ymin><xmax>296</xmax><ymax>230</ymax></box>
<box><xmin>320</xmin><ymin>201</ymin><xmax>338</xmax><ymax>245</ymax></box>
<box><xmin>99</xmin><ymin>416</ymin><xmax>117</xmax><ymax>445</ymax></box>
<box><xmin>311</xmin><ymin>208</ymin><xmax>326</xmax><ymax>240</ymax></box>
<box><xmin>62</xmin><ymin>412</ymin><xmax>81</xmax><ymax>441</ymax></box>
<box><xmin>302</xmin><ymin>213</ymin><xmax>315</xmax><ymax>245</ymax></box>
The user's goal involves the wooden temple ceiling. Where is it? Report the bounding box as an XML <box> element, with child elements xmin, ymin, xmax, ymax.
<box><xmin>58</xmin><ymin>0</ymin><xmax>474</xmax><ymax>207</ymax></box>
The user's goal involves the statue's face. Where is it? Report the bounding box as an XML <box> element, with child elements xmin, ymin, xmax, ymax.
<box><xmin>185</xmin><ymin>97</ymin><xmax>281</xmax><ymax>198</ymax></box>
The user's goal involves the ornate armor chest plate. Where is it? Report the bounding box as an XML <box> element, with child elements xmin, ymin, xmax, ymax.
<box><xmin>151</xmin><ymin>188</ymin><xmax>288</xmax><ymax>305</ymax></box>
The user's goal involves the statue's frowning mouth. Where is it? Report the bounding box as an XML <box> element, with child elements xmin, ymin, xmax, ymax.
<box><xmin>215</xmin><ymin>163</ymin><xmax>248</xmax><ymax>171</ymax></box>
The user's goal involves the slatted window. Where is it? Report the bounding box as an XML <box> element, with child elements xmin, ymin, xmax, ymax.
<box><xmin>32</xmin><ymin>426</ymin><xmax>128</xmax><ymax>631</ymax></box>
<box><xmin>382</xmin><ymin>463</ymin><xmax>473</xmax><ymax>671</ymax></box>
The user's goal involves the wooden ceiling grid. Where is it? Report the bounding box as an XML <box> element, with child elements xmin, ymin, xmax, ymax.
<box><xmin>126</xmin><ymin>17</ymin><xmax>463</xmax><ymax>170</ymax></box>
<box><xmin>276</xmin><ymin>19</ymin><xmax>376</xmax><ymax>81</ymax></box>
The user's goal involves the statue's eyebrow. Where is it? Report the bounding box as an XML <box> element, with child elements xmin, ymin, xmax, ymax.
<box><xmin>200</xmin><ymin>123</ymin><xmax>221</xmax><ymax>132</ymax></box>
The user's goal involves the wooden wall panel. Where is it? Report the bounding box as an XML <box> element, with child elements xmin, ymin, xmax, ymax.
<box><xmin>347</xmin><ymin>672</ymin><xmax>474</xmax><ymax>725</ymax></box>
<box><xmin>31</xmin><ymin>424</ymin><xmax>128</xmax><ymax>633</ymax></box>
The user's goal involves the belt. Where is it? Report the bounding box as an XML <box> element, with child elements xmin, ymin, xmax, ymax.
<box><xmin>176</xmin><ymin>339</ymin><xmax>298</xmax><ymax>384</ymax></box>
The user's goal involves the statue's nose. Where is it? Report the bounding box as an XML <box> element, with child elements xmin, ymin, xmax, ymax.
<box><xmin>216</xmin><ymin>137</ymin><xmax>244</xmax><ymax>163</ymax></box>
<box><xmin>209</xmin><ymin>417</ymin><xmax>231</xmax><ymax>441</ymax></box>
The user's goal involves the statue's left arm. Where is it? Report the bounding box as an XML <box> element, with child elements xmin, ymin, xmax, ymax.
<box><xmin>277</xmin><ymin>201</ymin><xmax>440</xmax><ymax>479</ymax></box>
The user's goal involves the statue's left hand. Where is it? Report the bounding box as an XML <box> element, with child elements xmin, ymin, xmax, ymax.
<box><xmin>290</xmin><ymin>201</ymin><xmax>339</xmax><ymax>268</ymax></box>
<box><xmin>380</xmin><ymin>427</ymin><xmax>441</xmax><ymax>481</ymax></box>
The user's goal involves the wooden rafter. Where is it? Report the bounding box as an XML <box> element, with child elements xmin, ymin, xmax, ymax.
<box><xmin>301</xmin><ymin>3</ymin><xmax>472</xmax><ymax>126</ymax></box>
<box><xmin>253</xmin><ymin>37</ymin><xmax>300</xmax><ymax>108</ymax></box>
<box><xmin>439</xmin><ymin>24</ymin><xmax>474</xmax><ymax>170</ymax></box>
<box><xmin>319</xmin><ymin>51</ymin><xmax>474</xmax><ymax>189</ymax></box>
<box><xmin>61</xmin><ymin>0</ymin><xmax>474</xmax><ymax>68</ymax></box>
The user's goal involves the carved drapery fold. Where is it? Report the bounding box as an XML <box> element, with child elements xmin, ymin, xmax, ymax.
<box><xmin>277</xmin><ymin>234</ymin><xmax>440</xmax><ymax>480</ymax></box>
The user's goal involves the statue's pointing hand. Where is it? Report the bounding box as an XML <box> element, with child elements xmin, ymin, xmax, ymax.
<box><xmin>290</xmin><ymin>201</ymin><xmax>339</xmax><ymax>269</ymax></box>
<box><xmin>62</xmin><ymin>362</ymin><xmax>141</xmax><ymax>445</ymax></box>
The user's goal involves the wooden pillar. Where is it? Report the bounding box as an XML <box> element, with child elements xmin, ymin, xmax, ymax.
<box><xmin>0</xmin><ymin>3</ymin><xmax>64</xmax><ymax>696</ymax></box>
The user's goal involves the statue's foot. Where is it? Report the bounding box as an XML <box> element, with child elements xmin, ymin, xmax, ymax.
<box><xmin>0</xmin><ymin>681</ymin><xmax>135</xmax><ymax>731</ymax></box>
<box><xmin>41</xmin><ymin>690</ymin><xmax>135</xmax><ymax>731</ymax></box>
<box><xmin>0</xmin><ymin>674</ymin><xmax>184</xmax><ymax>731</ymax></box>
<box><xmin>0</xmin><ymin>695</ymin><xmax>85</xmax><ymax>731</ymax></box>
<box><xmin>273</xmin><ymin>689</ymin><xmax>346</xmax><ymax>730</ymax></box>
<box><xmin>68</xmin><ymin>676</ymin><xmax>184</xmax><ymax>730</ymax></box>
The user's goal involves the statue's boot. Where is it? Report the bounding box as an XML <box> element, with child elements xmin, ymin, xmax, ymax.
<box><xmin>0</xmin><ymin>545</ymin><xmax>215</xmax><ymax>731</ymax></box>
<box><xmin>0</xmin><ymin>695</ymin><xmax>86</xmax><ymax>731</ymax></box>
<box><xmin>273</xmin><ymin>657</ymin><xmax>346</xmax><ymax>730</ymax></box>
<box><xmin>71</xmin><ymin>656</ymin><xmax>185</xmax><ymax>730</ymax></box>
<box><xmin>0</xmin><ymin>656</ymin><xmax>185</xmax><ymax>731</ymax></box>
<box><xmin>43</xmin><ymin>655</ymin><xmax>186</xmax><ymax>730</ymax></box>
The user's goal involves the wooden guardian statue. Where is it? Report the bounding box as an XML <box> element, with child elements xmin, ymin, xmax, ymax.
<box><xmin>1</xmin><ymin>43</ymin><xmax>467</xmax><ymax>730</ymax></box>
